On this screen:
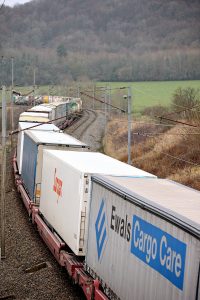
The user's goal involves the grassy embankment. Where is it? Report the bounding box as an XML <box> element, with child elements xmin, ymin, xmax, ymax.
<box><xmin>1</xmin><ymin>80</ymin><xmax>200</xmax><ymax>190</ymax></box>
<box><xmin>103</xmin><ymin>80</ymin><xmax>200</xmax><ymax>190</ymax></box>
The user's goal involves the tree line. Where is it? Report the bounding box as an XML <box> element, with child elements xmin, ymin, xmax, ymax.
<box><xmin>0</xmin><ymin>0</ymin><xmax>199</xmax><ymax>84</ymax></box>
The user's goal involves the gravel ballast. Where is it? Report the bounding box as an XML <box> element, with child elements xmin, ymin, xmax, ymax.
<box><xmin>0</xmin><ymin>110</ymin><xmax>106</xmax><ymax>299</ymax></box>
<box><xmin>0</xmin><ymin>151</ymin><xmax>84</xmax><ymax>300</ymax></box>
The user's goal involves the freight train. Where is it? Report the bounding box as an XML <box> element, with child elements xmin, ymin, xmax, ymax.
<box><xmin>19</xmin><ymin>98</ymin><xmax>82</xmax><ymax>128</ymax></box>
<box><xmin>12</xmin><ymin>103</ymin><xmax>200</xmax><ymax>300</ymax></box>
<box><xmin>14</xmin><ymin>94</ymin><xmax>73</xmax><ymax>105</ymax></box>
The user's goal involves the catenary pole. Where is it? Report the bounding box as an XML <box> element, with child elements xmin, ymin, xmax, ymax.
<box><xmin>11</xmin><ymin>57</ymin><xmax>14</xmax><ymax>147</ymax></box>
<box><xmin>77</xmin><ymin>83</ymin><xmax>80</xmax><ymax>98</ymax></box>
<box><xmin>93</xmin><ymin>83</ymin><xmax>95</xmax><ymax>110</ymax></box>
<box><xmin>127</xmin><ymin>87</ymin><xmax>132</xmax><ymax>165</ymax></box>
<box><xmin>108</xmin><ymin>85</ymin><xmax>111</xmax><ymax>118</ymax></box>
<box><xmin>1</xmin><ymin>85</ymin><xmax>7</xmax><ymax>259</ymax></box>
<box><xmin>104</xmin><ymin>86</ymin><xmax>107</xmax><ymax>129</ymax></box>
<box><xmin>33</xmin><ymin>67</ymin><xmax>36</xmax><ymax>106</ymax></box>
<box><xmin>11</xmin><ymin>57</ymin><xmax>14</xmax><ymax>88</ymax></box>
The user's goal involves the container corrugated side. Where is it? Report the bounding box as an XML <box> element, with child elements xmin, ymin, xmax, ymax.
<box><xmin>53</xmin><ymin>103</ymin><xmax>66</xmax><ymax>125</ymax></box>
<box><xmin>17</xmin><ymin>122</ymin><xmax>60</xmax><ymax>174</ymax></box>
<box><xmin>86</xmin><ymin>177</ymin><xmax>200</xmax><ymax>300</ymax></box>
<box><xmin>17</xmin><ymin>123</ymin><xmax>26</xmax><ymax>174</ymax></box>
<box><xmin>20</xmin><ymin>131</ymin><xmax>88</xmax><ymax>204</ymax></box>
<box><xmin>39</xmin><ymin>150</ymin><xmax>156</xmax><ymax>256</ymax></box>
<box><xmin>34</xmin><ymin>145</ymin><xmax>89</xmax><ymax>205</ymax></box>
<box><xmin>21</xmin><ymin>133</ymin><xmax>38</xmax><ymax>199</ymax></box>
<box><xmin>19</xmin><ymin>112</ymin><xmax>49</xmax><ymax>122</ymax></box>
<box><xmin>39</xmin><ymin>150</ymin><xmax>87</xmax><ymax>255</ymax></box>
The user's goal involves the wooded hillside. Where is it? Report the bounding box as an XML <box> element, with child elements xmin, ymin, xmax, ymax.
<box><xmin>0</xmin><ymin>0</ymin><xmax>199</xmax><ymax>84</ymax></box>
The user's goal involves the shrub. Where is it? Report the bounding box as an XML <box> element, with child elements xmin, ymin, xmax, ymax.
<box><xmin>142</xmin><ymin>105</ymin><xmax>169</xmax><ymax>118</ymax></box>
<box><xmin>171</xmin><ymin>87</ymin><xmax>200</xmax><ymax>122</ymax></box>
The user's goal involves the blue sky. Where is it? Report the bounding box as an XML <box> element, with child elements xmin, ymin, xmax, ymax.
<box><xmin>4</xmin><ymin>0</ymin><xmax>32</xmax><ymax>6</ymax></box>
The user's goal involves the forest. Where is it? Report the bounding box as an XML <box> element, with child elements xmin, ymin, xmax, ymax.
<box><xmin>0</xmin><ymin>0</ymin><xmax>199</xmax><ymax>85</ymax></box>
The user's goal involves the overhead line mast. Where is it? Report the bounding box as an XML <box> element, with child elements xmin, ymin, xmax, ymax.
<box><xmin>1</xmin><ymin>85</ymin><xmax>6</xmax><ymax>260</ymax></box>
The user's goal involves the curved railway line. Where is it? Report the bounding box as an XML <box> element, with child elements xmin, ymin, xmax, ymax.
<box><xmin>66</xmin><ymin>109</ymin><xmax>98</xmax><ymax>139</ymax></box>
<box><xmin>0</xmin><ymin>108</ymin><xmax>100</xmax><ymax>300</ymax></box>
<box><xmin>0</xmin><ymin>106</ymin><xmax>108</xmax><ymax>300</ymax></box>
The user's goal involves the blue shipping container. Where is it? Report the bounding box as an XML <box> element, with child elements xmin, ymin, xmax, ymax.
<box><xmin>21</xmin><ymin>133</ymin><xmax>38</xmax><ymax>200</ymax></box>
<box><xmin>20</xmin><ymin>130</ymin><xmax>88</xmax><ymax>203</ymax></box>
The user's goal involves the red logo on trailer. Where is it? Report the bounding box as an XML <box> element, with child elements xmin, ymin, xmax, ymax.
<box><xmin>53</xmin><ymin>168</ymin><xmax>63</xmax><ymax>198</ymax></box>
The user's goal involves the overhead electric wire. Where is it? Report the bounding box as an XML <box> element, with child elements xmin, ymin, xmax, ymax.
<box><xmin>80</xmin><ymin>91</ymin><xmax>126</xmax><ymax>113</ymax></box>
<box><xmin>112</xmin><ymin>119</ymin><xmax>193</xmax><ymax>128</ymax></box>
<box><xmin>156</xmin><ymin>116</ymin><xmax>200</xmax><ymax>128</ymax></box>
<box><xmin>153</xmin><ymin>150</ymin><xmax>200</xmax><ymax>167</ymax></box>
<box><xmin>9</xmin><ymin>112</ymin><xmax>82</xmax><ymax>135</ymax></box>
<box><xmin>131</xmin><ymin>85</ymin><xmax>200</xmax><ymax>110</ymax></box>
<box><xmin>82</xmin><ymin>86</ymin><xmax>127</xmax><ymax>93</ymax></box>
<box><xmin>91</xmin><ymin>84</ymin><xmax>200</xmax><ymax>167</ymax></box>
<box><xmin>131</xmin><ymin>86</ymin><xmax>168</xmax><ymax>105</ymax></box>
<box><xmin>160</xmin><ymin>102</ymin><xmax>200</xmax><ymax>118</ymax></box>
<box><xmin>132</xmin><ymin>132</ymin><xmax>200</xmax><ymax>136</ymax></box>
<box><xmin>170</xmin><ymin>102</ymin><xmax>200</xmax><ymax>110</ymax></box>
<box><xmin>131</xmin><ymin>85</ymin><xmax>200</xmax><ymax>117</ymax></box>
<box><xmin>132</xmin><ymin>132</ymin><xmax>200</xmax><ymax>167</ymax></box>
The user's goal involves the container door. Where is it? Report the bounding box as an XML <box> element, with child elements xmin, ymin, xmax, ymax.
<box><xmin>79</xmin><ymin>174</ymin><xmax>90</xmax><ymax>253</ymax></box>
<box><xmin>17</xmin><ymin>130</ymin><xmax>23</xmax><ymax>174</ymax></box>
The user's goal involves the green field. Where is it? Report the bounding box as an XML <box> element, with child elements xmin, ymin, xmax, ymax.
<box><xmin>100</xmin><ymin>80</ymin><xmax>200</xmax><ymax>111</ymax></box>
<box><xmin>3</xmin><ymin>80</ymin><xmax>199</xmax><ymax>112</ymax></box>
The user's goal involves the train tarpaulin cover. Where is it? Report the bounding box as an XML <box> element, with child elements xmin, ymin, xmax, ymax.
<box><xmin>86</xmin><ymin>176</ymin><xmax>200</xmax><ymax>300</ymax></box>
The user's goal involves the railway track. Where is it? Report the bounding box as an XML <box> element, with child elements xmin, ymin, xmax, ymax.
<box><xmin>66</xmin><ymin>109</ymin><xmax>98</xmax><ymax>140</ymax></box>
<box><xmin>0</xmin><ymin>150</ymin><xmax>83</xmax><ymax>300</ymax></box>
<box><xmin>0</xmin><ymin>107</ymin><xmax>104</xmax><ymax>300</ymax></box>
